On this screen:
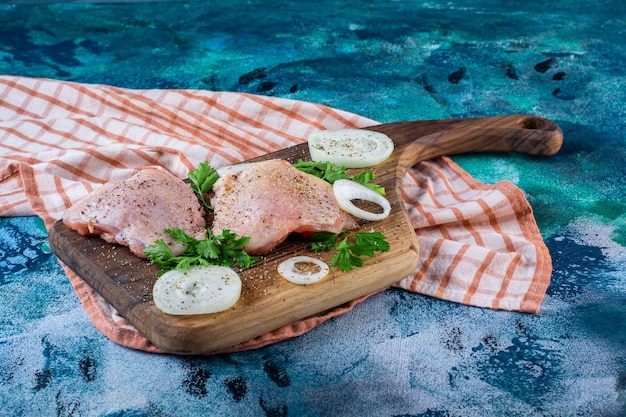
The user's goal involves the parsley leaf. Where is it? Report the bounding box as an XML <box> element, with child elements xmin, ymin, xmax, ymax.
<box><xmin>309</xmin><ymin>230</ymin><xmax>390</xmax><ymax>272</ymax></box>
<box><xmin>144</xmin><ymin>228</ymin><xmax>258</xmax><ymax>275</ymax></box>
<box><xmin>309</xmin><ymin>231</ymin><xmax>339</xmax><ymax>252</ymax></box>
<box><xmin>143</xmin><ymin>240</ymin><xmax>180</xmax><ymax>271</ymax></box>
<box><xmin>188</xmin><ymin>161</ymin><xmax>219</xmax><ymax>210</ymax></box>
<box><xmin>292</xmin><ymin>160</ymin><xmax>385</xmax><ymax>195</ymax></box>
<box><xmin>355</xmin><ymin>231</ymin><xmax>390</xmax><ymax>253</ymax></box>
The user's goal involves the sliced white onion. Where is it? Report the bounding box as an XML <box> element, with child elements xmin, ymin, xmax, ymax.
<box><xmin>308</xmin><ymin>129</ymin><xmax>394</xmax><ymax>168</ymax></box>
<box><xmin>216</xmin><ymin>161</ymin><xmax>261</xmax><ymax>177</ymax></box>
<box><xmin>333</xmin><ymin>179</ymin><xmax>391</xmax><ymax>221</ymax></box>
<box><xmin>278</xmin><ymin>256</ymin><xmax>330</xmax><ymax>285</ymax></box>
<box><xmin>153</xmin><ymin>265</ymin><xmax>242</xmax><ymax>315</ymax></box>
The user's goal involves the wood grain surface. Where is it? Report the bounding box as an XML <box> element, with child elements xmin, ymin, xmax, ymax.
<box><xmin>48</xmin><ymin>115</ymin><xmax>563</xmax><ymax>354</ymax></box>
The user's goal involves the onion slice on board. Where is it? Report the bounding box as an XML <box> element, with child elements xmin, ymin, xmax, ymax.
<box><xmin>278</xmin><ymin>256</ymin><xmax>330</xmax><ymax>285</ymax></box>
<box><xmin>333</xmin><ymin>179</ymin><xmax>391</xmax><ymax>221</ymax></box>
<box><xmin>308</xmin><ymin>129</ymin><xmax>394</xmax><ymax>168</ymax></box>
<box><xmin>153</xmin><ymin>265</ymin><xmax>242</xmax><ymax>315</ymax></box>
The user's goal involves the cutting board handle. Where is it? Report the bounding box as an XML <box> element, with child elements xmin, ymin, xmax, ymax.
<box><xmin>367</xmin><ymin>114</ymin><xmax>563</xmax><ymax>174</ymax></box>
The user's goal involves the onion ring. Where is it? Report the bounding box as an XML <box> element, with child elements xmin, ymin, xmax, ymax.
<box><xmin>308</xmin><ymin>129</ymin><xmax>394</xmax><ymax>168</ymax></box>
<box><xmin>333</xmin><ymin>179</ymin><xmax>391</xmax><ymax>221</ymax></box>
<box><xmin>153</xmin><ymin>265</ymin><xmax>242</xmax><ymax>315</ymax></box>
<box><xmin>278</xmin><ymin>256</ymin><xmax>330</xmax><ymax>285</ymax></box>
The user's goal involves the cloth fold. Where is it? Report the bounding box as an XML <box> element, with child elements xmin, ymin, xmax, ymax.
<box><xmin>0</xmin><ymin>76</ymin><xmax>551</xmax><ymax>354</ymax></box>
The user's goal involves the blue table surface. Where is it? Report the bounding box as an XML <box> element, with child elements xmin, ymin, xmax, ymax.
<box><xmin>1</xmin><ymin>1</ymin><xmax>625</xmax><ymax>416</ymax></box>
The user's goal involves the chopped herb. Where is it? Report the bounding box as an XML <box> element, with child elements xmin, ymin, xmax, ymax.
<box><xmin>309</xmin><ymin>230</ymin><xmax>390</xmax><ymax>272</ymax></box>
<box><xmin>188</xmin><ymin>161</ymin><xmax>219</xmax><ymax>210</ymax></box>
<box><xmin>144</xmin><ymin>228</ymin><xmax>258</xmax><ymax>275</ymax></box>
<box><xmin>293</xmin><ymin>160</ymin><xmax>385</xmax><ymax>195</ymax></box>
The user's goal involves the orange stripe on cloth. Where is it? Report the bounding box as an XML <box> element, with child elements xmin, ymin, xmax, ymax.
<box><xmin>0</xmin><ymin>76</ymin><xmax>552</xmax><ymax>354</ymax></box>
<box><xmin>463</xmin><ymin>250</ymin><xmax>497</xmax><ymax>305</ymax></box>
<box><xmin>435</xmin><ymin>243</ymin><xmax>472</xmax><ymax>298</ymax></box>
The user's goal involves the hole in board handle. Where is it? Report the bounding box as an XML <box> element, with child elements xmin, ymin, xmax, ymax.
<box><xmin>518</xmin><ymin>116</ymin><xmax>545</xmax><ymax>130</ymax></box>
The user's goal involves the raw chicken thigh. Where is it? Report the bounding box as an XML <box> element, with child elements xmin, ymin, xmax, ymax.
<box><xmin>63</xmin><ymin>168</ymin><xmax>206</xmax><ymax>258</ymax></box>
<box><xmin>211</xmin><ymin>159</ymin><xmax>358</xmax><ymax>255</ymax></box>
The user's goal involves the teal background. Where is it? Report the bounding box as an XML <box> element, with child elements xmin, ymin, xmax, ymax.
<box><xmin>1</xmin><ymin>1</ymin><xmax>625</xmax><ymax>416</ymax></box>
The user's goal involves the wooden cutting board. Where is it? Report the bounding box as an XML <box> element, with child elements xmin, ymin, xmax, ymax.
<box><xmin>48</xmin><ymin>114</ymin><xmax>563</xmax><ymax>354</ymax></box>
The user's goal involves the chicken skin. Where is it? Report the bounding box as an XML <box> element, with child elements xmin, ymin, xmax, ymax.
<box><xmin>211</xmin><ymin>159</ymin><xmax>358</xmax><ymax>255</ymax></box>
<box><xmin>63</xmin><ymin>168</ymin><xmax>206</xmax><ymax>258</ymax></box>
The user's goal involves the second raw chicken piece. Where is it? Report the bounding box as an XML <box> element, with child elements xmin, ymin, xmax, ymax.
<box><xmin>211</xmin><ymin>159</ymin><xmax>358</xmax><ymax>255</ymax></box>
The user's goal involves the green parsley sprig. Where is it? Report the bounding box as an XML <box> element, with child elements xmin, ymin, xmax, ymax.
<box><xmin>309</xmin><ymin>230</ymin><xmax>390</xmax><ymax>272</ymax></box>
<box><xmin>188</xmin><ymin>161</ymin><xmax>219</xmax><ymax>211</ymax></box>
<box><xmin>292</xmin><ymin>160</ymin><xmax>385</xmax><ymax>195</ymax></box>
<box><xmin>144</xmin><ymin>228</ymin><xmax>259</xmax><ymax>275</ymax></box>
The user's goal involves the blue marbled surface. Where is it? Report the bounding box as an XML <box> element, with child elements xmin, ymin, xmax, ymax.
<box><xmin>1</xmin><ymin>1</ymin><xmax>625</xmax><ymax>416</ymax></box>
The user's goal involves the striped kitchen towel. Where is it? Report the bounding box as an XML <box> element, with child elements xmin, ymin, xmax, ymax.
<box><xmin>0</xmin><ymin>76</ymin><xmax>551</xmax><ymax>353</ymax></box>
